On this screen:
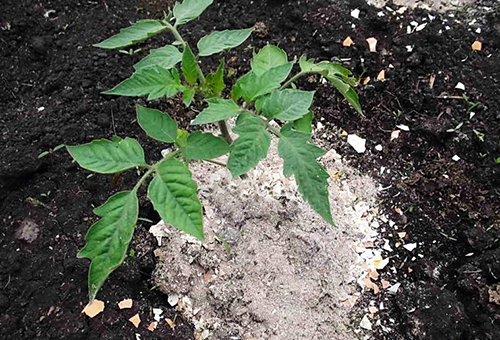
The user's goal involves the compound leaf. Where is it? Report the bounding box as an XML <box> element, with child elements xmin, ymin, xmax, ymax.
<box><xmin>148</xmin><ymin>158</ymin><xmax>203</xmax><ymax>240</ymax></box>
<box><xmin>181</xmin><ymin>44</ymin><xmax>198</xmax><ymax>85</ymax></box>
<box><xmin>94</xmin><ymin>20</ymin><xmax>167</xmax><ymax>49</ymax></box>
<box><xmin>258</xmin><ymin>89</ymin><xmax>314</xmax><ymax>121</ymax></box>
<box><xmin>183</xmin><ymin>87</ymin><xmax>195</xmax><ymax>107</ymax></box>
<box><xmin>293</xmin><ymin>110</ymin><xmax>313</xmax><ymax>134</ymax></box>
<box><xmin>251</xmin><ymin>45</ymin><xmax>288</xmax><ymax>76</ymax></box>
<box><xmin>78</xmin><ymin>191</ymin><xmax>138</xmax><ymax>300</ymax></box>
<box><xmin>227</xmin><ymin>112</ymin><xmax>270</xmax><ymax>177</ymax></box>
<box><xmin>136</xmin><ymin>105</ymin><xmax>178</xmax><ymax>143</ymax></box>
<box><xmin>67</xmin><ymin>138</ymin><xmax>145</xmax><ymax>174</ymax></box>
<box><xmin>197</xmin><ymin>28</ymin><xmax>252</xmax><ymax>57</ymax></box>
<box><xmin>174</xmin><ymin>0</ymin><xmax>213</xmax><ymax>26</ymax></box>
<box><xmin>104</xmin><ymin>65</ymin><xmax>180</xmax><ymax>100</ymax></box>
<box><xmin>235</xmin><ymin>62</ymin><xmax>293</xmax><ymax>101</ymax></box>
<box><xmin>278</xmin><ymin>129</ymin><xmax>333</xmax><ymax>224</ymax></box>
<box><xmin>134</xmin><ymin>45</ymin><xmax>182</xmax><ymax>71</ymax></box>
<box><xmin>180</xmin><ymin>131</ymin><xmax>230</xmax><ymax>160</ymax></box>
<box><xmin>205</xmin><ymin>58</ymin><xmax>225</xmax><ymax>97</ymax></box>
<box><xmin>191</xmin><ymin>98</ymin><xmax>241</xmax><ymax>125</ymax></box>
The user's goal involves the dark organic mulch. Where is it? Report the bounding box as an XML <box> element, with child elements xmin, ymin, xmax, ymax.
<box><xmin>0</xmin><ymin>0</ymin><xmax>499</xmax><ymax>339</ymax></box>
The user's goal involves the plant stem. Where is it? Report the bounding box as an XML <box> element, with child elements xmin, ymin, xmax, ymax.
<box><xmin>132</xmin><ymin>167</ymin><xmax>155</xmax><ymax>193</ymax></box>
<box><xmin>280</xmin><ymin>71</ymin><xmax>307</xmax><ymax>90</ymax></box>
<box><xmin>218</xmin><ymin>120</ymin><xmax>233</xmax><ymax>144</ymax></box>
<box><xmin>204</xmin><ymin>159</ymin><xmax>227</xmax><ymax>167</ymax></box>
<box><xmin>132</xmin><ymin>150</ymin><xmax>181</xmax><ymax>193</ymax></box>
<box><xmin>165</xmin><ymin>22</ymin><xmax>185</xmax><ymax>48</ymax></box>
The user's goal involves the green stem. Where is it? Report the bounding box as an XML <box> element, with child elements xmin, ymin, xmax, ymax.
<box><xmin>218</xmin><ymin>120</ymin><xmax>233</xmax><ymax>144</ymax></box>
<box><xmin>280</xmin><ymin>71</ymin><xmax>307</xmax><ymax>90</ymax></box>
<box><xmin>165</xmin><ymin>22</ymin><xmax>185</xmax><ymax>48</ymax></box>
<box><xmin>132</xmin><ymin>150</ymin><xmax>181</xmax><ymax>193</ymax></box>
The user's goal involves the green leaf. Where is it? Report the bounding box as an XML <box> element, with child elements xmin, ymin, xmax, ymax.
<box><xmin>78</xmin><ymin>191</ymin><xmax>138</xmax><ymax>300</ymax></box>
<box><xmin>235</xmin><ymin>62</ymin><xmax>293</xmax><ymax>101</ymax></box>
<box><xmin>197</xmin><ymin>28</ymin><xmax>252</xmax><ymax>57</ymax></box>
<box><xmin>278</xmin><ymin>129</ymin><xmax>333</xmax><ymax>224</ymax></box>
<box><xmin>180</xmin><ymin>131</ymin><xmax>230</xmax><ymax>160</ymax></box>
<box><xmin>299</xmin><ymin>56</ymin><xmax>362</xmax><ymax>114</ymax></box>
<box><xmin>67</xmin><ymin>138</ymin><xmax>145</xmax><ymax>174</ymax></box>
<box><xmin>136</xmin><ymin>105</ymin><xmax>177</xmax><ymax>143</ymax></box>
<box><xmin>148</xmin><ymin>158</ymin><xmax>203</xmax><ymax>239</ymax></box>
<box><xmin>174</xmin><ymin>0</ymin><xmax>213</xmax><ymax>25</ymax></box>
<box><xmin>325</xmin><ymin>75</ymin><xmax>362</xmax><ymax>114</ymax></box>
<box><xmin>227</xmin><ymin>113</ymin><xmax>270</xmax><ymax>177</ymax></box>
<box><xmin>94</xmin><ymin>20</ymin><xmax>167</xmax><ymax>49</ymax></box>
<box><xmin>191</xmin><ymin>98</ymin><xmax>241</xmax><ymax>125</ymax></box>
<box><xmin>251</xmin><ymin>45</ymin><xmax>288</xmax><ymax>76</ymax></box>
<box><xmin>293</xmin><ymin>110</ymin><xmax>313</xmax><ymax>134</ymax></box>
<box><xmin>183</xmin><ymin>87</ymin><xmax>195</xmax><ymax>107</ymax></box>
<box><xmin>182</xmin><ymin>44</ymin><xmax>198</xmax><ymax>85</ymax></box>
<box><xmin>205</xmin><ymin>58</ymin><xmax>225</xmax><ymax>97</ymax></box>
<box><xmin>134</xmin><ymin>45</ymin><xmax>182</xmax><ymax>71</ymax></box>
<box><xmin>104</xmin><ymin>66</ymin><xmax>181</xmax><ymax>100</ymax></box>
<box><xmin>258</xmin><ymin>89</ymin><xmax>314</xmax><ymax>121</ymax></box>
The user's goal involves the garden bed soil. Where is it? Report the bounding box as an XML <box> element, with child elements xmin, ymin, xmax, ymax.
<box><xmin>1</xmin><ymin>0</ymin><xmax>500</xmax><ymax>339</ymax></box>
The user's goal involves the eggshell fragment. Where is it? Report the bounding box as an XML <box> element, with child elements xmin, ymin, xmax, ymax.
<box><xmin>343</xmin><ymin>36</ymin><xmax>354</xmax><ymax>47</ymax></box>
<box><xmin>118</xmin><ymin>299</ymin><xmax>133</xmax><ymax>309</ymax></box>
<box><xmin>366</xmin><ymin>37</ymin><xmax>377</xmax><ymax>52</ymax></box>
<box><xmin>166</xmin><ymin>318</ymin><xmax>176</xmax><ymax>329</ymax></box>
<box><xmin>377</xmin><ymin>70</ymin><xmax>385</xmax><ymax>81</ymax></box>
<box><xmin>472</xmin><ymin>41</ymin><xmax>482</xmax><ymax>51</ymax></box>
<box><xmin>148</xmin><ymin>321</ymin><xmax>157</xmax><ymax>332</ymax></box>
<box><xmin>82</xmin><ymin>299</ymin><xmax>105</xmax><ymax>318</ymax></box>
<box><xmin>363</xmin><ymin>76</ymin><xmax>371</xmax><ymax>85</ymax></box>
<box><xmin>129</xmin><ymin>313</ymin><xmax>141</xmax><ymax>328</ymax></box>
<box><xmin>381</xmin><ymin>279</ymin><xmax>391</xmax><ymax>289</ymax></box>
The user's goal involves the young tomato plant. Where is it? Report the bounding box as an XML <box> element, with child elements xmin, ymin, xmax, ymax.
<box><xmin>67</xmin><ymin>0</ymin><xmax>362</xmax><ymax>301</ymax></box>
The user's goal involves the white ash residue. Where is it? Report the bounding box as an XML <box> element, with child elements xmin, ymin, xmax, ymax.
<box><xmin>152</xmin><ymin>138</ymin><xmax>380</xmax><ymax>340</ymax></box>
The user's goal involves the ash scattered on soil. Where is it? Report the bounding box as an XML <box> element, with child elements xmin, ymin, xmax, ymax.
<box><xmin>151</xmin><ymin>135</ymin><xmax>380</xmax><ymax>340</ymax></box>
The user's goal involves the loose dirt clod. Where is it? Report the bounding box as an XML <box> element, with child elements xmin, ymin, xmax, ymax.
<box><xmin>153</xmin><ymin>138</ymin><xmax>380</xmax><ymax>339</ymax></box>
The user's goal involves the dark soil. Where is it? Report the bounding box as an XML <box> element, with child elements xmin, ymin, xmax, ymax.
<box><xmin>1</xmin><ymin>0</ymin><xmax>499</xmax><ymax>339</ymax></box>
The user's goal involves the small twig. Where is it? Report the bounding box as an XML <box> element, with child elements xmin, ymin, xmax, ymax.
<box><xmin>204</xmin><ymin>159</ymin><xmax>226</xmax><ymax>167</ymax></box>
<box><xmin>437</xmin><ymin>95</ymin><xmax>464</xmax><ymax>99</ymax></box>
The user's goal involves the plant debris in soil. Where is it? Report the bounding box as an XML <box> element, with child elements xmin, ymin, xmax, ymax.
<box><xmin>1</xmin><ymin>0</ymin><xmax>500</xmax><ymax>339</ymax></box>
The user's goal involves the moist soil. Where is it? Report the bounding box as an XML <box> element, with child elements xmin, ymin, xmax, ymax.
<box><xmin>1</xmin><ymin>0</ymin><xmax>499</xmax><ymax>339</ymax></box>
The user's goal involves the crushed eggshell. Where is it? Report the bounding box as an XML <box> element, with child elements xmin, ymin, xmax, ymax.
<box><xmin>168</xmin><ymin>293</ymin><xmax>180</xmax><ymax>307</ymax></box>
<box><xmin>347</xmin><ymin>134</ymin><xmax>366</xmax><ymax>153</ymax></box>
<box><xmin>452</xmin><ymin>155</ymin><xmax>461</xmax><ymax>161</ymax></box>
<box><xmin>374</xmin><ymin>258</ymin><xmax>389</xmax><ymax>270</ymax></box>
<box><xmin>455</xmin><ymin>82</ymin><xmax>465</xmax><ymax>91</ymax></box>
<box><xmin>369</xmin><ymin>306</ymin><xmax>379</xmax><ymax>314</ymax></box>
<box><xmin>403</xmin><ymin>243</ymin><xmax>417</xmax><ymax>251</ymax></box>
<box><xmin>360</xmin><ymin>314</ymin><xmax>372</xmax><ymax>330</ymax></box>
<box><xmin>82</xmin><ymin>299</ymin><xmax>105</xmax><ymax>318</ymax></box>
<box><xmin>369</xmin><ymin>269</ymin><xmax>379</xmax><ymax>279</ymax></box>
<box><xmin>351</xmin><ymin>8</ymin><xmax>360</xmax><ymax>19</ymax></box>
<box><xmin>390</xmin><ymin>130</ymin><xmax>401</xmax><ymax>141</ymax></box>
<box><xmin>129</xmin><ymin>314</ymin><xmax>141</xmax><ymax>328</ymax></box>
<box><xmin>472</xmin><ymin>40</ymin><xmax>482</xmax><ymax>51</ymax></box>
<box><xmin>166</xmin><ymin>318</ymin><xmax>176</xmax><ymax>329</ymax></box>
<box><xmin>343</xmin><ymin>36</ymin><xmax>354</xmax><ymax>47</ymax></box>
<box><xmin>388</xmin><ymin>282</ymin><xmax>401</xmax><ymax>294</ymax></box>
<box><xmin>415</xmin><ymin>23</ymin><xmax>427</xmax><ymax>31</ymax></box>
<box><xmin>396</xmin><ymin>124</ymin><xmax>409</xmax><ymax>131</ymax></box>
<box><xmin>394</xmin><ymin>208</ymin><xmax>403</xmax><ymax>215</ymax></box>
<box><xmin>377</xmin><ymin>70</ymin><xmax>386</xmax><ymax>81</ymax></box>
<box><xmin>381</xmin><ymin>279</ymin><xmax>391</xmax><ymax>289</ymax></box>
<box><xmin>118</xmin><ymin>298</ymin><xmax>133</xmax><ymax>309</ymax></box>
<box><xmin>375</xmin><ymin>144</ymin><xmax>383</xmax><ymax>151</ymax></box>
<box><xmin>341</xmin><ymin>129</ymin><xmax>349</xmax><ymax>136</ymax></box>
<box><xmin>398</xmin><ymin>232</ymin><xmax>407</xmax><ymax>238</ymax></box>
<box><xmin>148</xmin><ymin>321</ymin><xmax>157</xmax><ymax>332</ymax></box>
<box><xmin>366</xmin><ymin>37</ymin><xmax>378</xmax><ymax>52</ymax></box>
<box><xmin>365</xmin><ymin>277</ymin><xmax>380</xmax><ymax>294</ymax></box>
<box><xmin>363</xmin><ymin>76</ymin><xmax>371</xmax><ymax>85</ymax></box>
